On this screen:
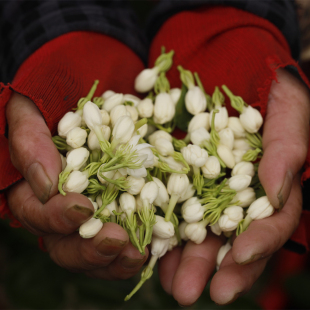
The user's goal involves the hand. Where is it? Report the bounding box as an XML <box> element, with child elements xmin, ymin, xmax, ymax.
<box><xmin>6</xmin><ymin>93</ymin><xmax>148</xmax><ymax>279</ymax></box>
<box><xmin>158</xmin><ymin>68</ymin><xmax>310</xmax><ymax>306</ymax></box>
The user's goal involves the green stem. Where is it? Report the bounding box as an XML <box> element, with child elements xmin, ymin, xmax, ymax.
<box><xmin>165</xmin><ymin>193</ymin><xmax>179</xmax><ymax>222</ymax></box>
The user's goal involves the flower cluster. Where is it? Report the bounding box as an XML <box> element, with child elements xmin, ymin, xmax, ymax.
<box><xmin>53</xmin><ymin>48</ymin><xmax>274</xmax><ymax>301</ymax></box>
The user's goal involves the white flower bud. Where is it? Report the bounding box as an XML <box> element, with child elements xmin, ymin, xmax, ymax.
<box><xmin>188</xmin><ymin>112</ymin><xmax>210</xmax><ymax>133</ymax></box>
<box><xmin>167</xmin><ymin>173</ymin><xmax>189</xmax><ymax>196</ymax></box>
<box><xmin>177</xmin><ymin>183</ymin><xmax>196</xmax><ymax>203</ymax></box>
<box><xmin>228</xmin><ymin>175</ymin><xmax>252</xmax><ymax>191</ymax></box>
<box><xmin>181</xmin><ymin>200</ymin><xmax>204</xmax><ymax>223</ymax></box>
<box><xmin>180</xmin><ymin>196</ymin><xmax>199</xmax><ymax>209</ymax></box>
<box><xmin>96</xmin><ymin>195</ymin><xmax>102</xmax><ymax>208</ymax></box>
<box><xmin>201</xmin><ymin>156</ymin><xmax>221</xmax><ymax>179</ymax></box>
<box><xmin>232</xmin><ymin>161</ymin><xmax>255</xmax><ymax>177</ymax></box>
<box><xmin>58</xmin><ymin>111</ymin><xmax>82</xmax><ymax>138</ymax></box>
<box><xmin>185</xmin><ymin>222</ymin><xmax>207</xmax><ymax>244</ymax></box>
<box><xmin>154</xmin><ymin>138</ymin><xmax>174</xmax><ymax>156</ymax></box>
<box><xmin>137</xmin><ymin>123</ymin><xmax>148</xmax><ymax>138</ymax></box>
<box><xmin>101</xmin><ymin>90</ymin><xmax>115</xmax><ymax>100</ymax></box>
<box><xmin>227</xmin><ymin>117</ymin><xmax>246</xmax><ymax>138</ymax></box>
<box><xmin>168</xmin><ymin>235</ymin><xmax>178</xmax><ymax>251</ymax></box>
<box><xmin>83</xmin><ymin>101</ymin><xmax>103</xmax><ymax>131</ymax></box>
<box><xmin>219</xmin><ymin>128</ymin><xmax>234</xmax><ymax>150</ymax></box>
<box><xmin>210</xmin><ymin>107</ymin><xmax>228</xmax><ymax>131</ymax></box>
<box><xmin>210</xmin><ymin>222</ymin><xmax>222</xmax><ymax>236</ymax></box>
<box><xmin>127</xmin><ymin>167</ymin><xmax>147</xmax><ymax>178</ymax></box>
<box><xmin>66</xmin><ymin>147</ymin><xmax>89</xmax><ymax>170</ymax></box>
<box><xmin>145</xmin><ymin>124</ymin><xmax>156</xmax><ymax>139</ymax></box>
<box><xmin>102</xmin><ymin>93</ymin><xmax>124</xmax><ymax>112</ymax></box>
<box><xmin>100</xmin><ymin>109</ymin><xmax>110</xmax><ymax>126</ymax></box>
<box><xmin>63</xmin><ymin>171</ymin><xmax>89</xmax><ymax>193</ymax></box>
<box><xmin>240</xmin><ymin>106</ymin><xmax>263</xmax><ymax>133</ymax></box>
<box><xmin>190</xmin><ymin>127</ymin><xmax>210</xmax><ymax>146</ymax></box>
<box><xmin>162</xmin><ymin>156</ymin><xmax>186</xmax><ymax>172</ymax></box>
<box><xmin>88</xmin><ymin>197</ymin><xmax>98</xmax><ymax>212</ymax></box>
<box><xmin>140</xmin><ymin>181</ymin><xmax>159</xmax><ymax>204</ymax></box>
<box><xmin>152</xmin><ymin>177</ymin><xmax>169</xmax><ymax>208</ymax></box>
<box><xmin>218</xmin><ymin>206</ymin><xmax>244</xmax><ymax>231</ymax></box>
<box><xmin>101</xmin><ymin>208</ymin><xmax>110</xmax><ymax>217</ymax></box>
<box><xmin>135</xmin><ymin>67</ymin><xmax>159</xmax><ymax>93</ymax></box>
<box><xmin>231</xmin><ymin>187</ymin><xmax>256</xmax><ymax>208</ymax></box>
<box><xmin>233</xmin><ymin>138</ymin><xmax>252</xmax><ymax>151</ymax></box>
<box><xmin>112</xmin><ymin>115</ymin><xmax>135</xmax><ymax>144</ymax></box>
<box><xmin>105</xmin><ymin>200</ymin><xmax>119</xmax><ymax>214</ymax></box>
<box><xmin>179</xmin><ymin>221</ymin><xmax>189</xmax><ymax>241</ymax></box>
<box><xmin>137</xmin><ymin>98</ymin><xmax>154</xmax><ymax>118</ymax></box>
<box><xmin>110</xmin><ymin>105</ymin><xmax>131</xmax><ymax>127</ymax></box>
<box><xmin>119</xmin><ymin>192</ymin><xmax>136</xmax><ymax>216</ymax></box>
<box><xmin>148</xmin><ymin>130</ymin><xmax>172</xmax><ymax>145</ymax></box>
<box><xmin>125</xmin><ymin>105</ymin><xmax>139</xmax><ymax>122</ymax></box>
<box><xmin>185</xmin><ymin>86</ymin><xmax>207</xmax><ymax>115</ymax></box>
<box><xmin>135</xmin><ymin>194</ymin><xmax>143</xmax><ymax>211</ymax></box>
<box><xmin>217</xmin><ymin>144</ymin><xmax>235</xmax><ymax>169</ymax></box>
<box><xmin>153</xmin><ymin>215</ymin><xmax>175</xmax><ymax>239</ymax></box>
<box><xmin>169</xmin><ymin>88</ymin><xmax>181</xmax><ymax>105</ymax></box>
<box><xmin>123</xmin><ymin>94</ymin><xmax>141</xmax><ymax>107</ymax></box>
<box><xmin>79</xmin><ymin>218</ymin><xmax>103</xmax><ymax>239</ymax></box>
<box><xmin>153</xmin><ymin>93</ymin><xmax>175</xmax><ymax>124</ymax></box>
<box><xmin>134</xmin><ymin>143</ymin><xmax>155</xmax><ymax>168</ymax></box>
<box><xmin>126</xmin><ymin>176</ymin><xmax>145</xmax><ymax>195</ymax></box>
<box><xmin>97</xmin><ymin>164</ymin><xmax>116</xmax><ymax>184</ymax></box>
<box><xmin>60</xmin><ymin>153</ymin><xmax>67</xmax><ymax>171</ymax></box>
<box><xmin>216</xmin><ymin>242</ymin><xmax>232</xmax><ymax>269</ymax></box>
<box><xmin>87</xmin><ymin>125</ymin><xmax>111</xmax><ymax>150</ymax></box>
<box><xmin>247</xmin><ymin>196</ymin><xmax>274</xmax><ymax>220</ymax></box>
<box><xmin>181</xmin><ymin>144</ymin><xmax>208</xmax><ymax>167</ymax></box>
<box><xmin>151</xmin><ymin>236</ymin><xmax>170</xmax><ymax>258</ymax></box>
<box><xmin>232</xmin><ymin>149</ymin><xmax>247</xmax><ymax>164</ymax></box>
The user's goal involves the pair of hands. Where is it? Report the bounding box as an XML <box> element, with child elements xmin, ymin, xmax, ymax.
<box><xmin>5</xmin><ymin>68</ymin><xmax>310</xmax><ymax>306</ymax></box>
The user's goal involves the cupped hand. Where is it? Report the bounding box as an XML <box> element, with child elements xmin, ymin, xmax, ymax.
<box><xmin>6</xmin><ymin>92</ymin><xmax>148</xmax><ymax>279</ymax></box>
<box><xmin>158</xmin><ymin>68</ymin><xmax>310</xmax><ymax>306</ymax></box>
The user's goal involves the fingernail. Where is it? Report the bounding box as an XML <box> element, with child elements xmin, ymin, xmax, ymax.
<box><xmin>96</xmin><ymin>237</ymin><xmax>127</xmax><ymax>256</ymax></box>
<box><xmin>216</xmin><ymin>291</ymin><xmax>243</xmax><ymax>305</ymax></box>
<box><xmin>120</xmin><ymin>256</ymin><xmax>145</xmax><ymax>269</ymax></box>
<box><xmin>239</xmin><ymin>253</ymin><xmax>264</xmax><ymax>265</ymax></box>
<box><xmin>277</xmin><ymin>170</ymin><xmax>293</xmax><ymax>210</ymax></box>
<box><xmin>64</xmin><ymin>205</ymin><xmax>94</xmax><ymax>224</ymax></box>
<box><xmin>27</xmin><ymin>162</ymin><xmax>52</xmax><ymax>204</ymax></box>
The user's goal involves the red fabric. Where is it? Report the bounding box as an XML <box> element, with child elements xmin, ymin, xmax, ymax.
<box><xmin>0</xmin><ymin>31</ymin><xmax>144</xmax><ymax>225</ymax></box>
<box><xmin>149</xmin><ymin>6</ymin><xmax>310</xmax><ymax>251</ymax></box>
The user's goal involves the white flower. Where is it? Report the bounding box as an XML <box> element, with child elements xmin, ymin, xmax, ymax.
<box><xmin>148</xmin><ymin>130</ymin><xmax>172</xmax><ymax>145</ymax></box>
<box><xmin>181</xmin><ymin>144</ymin><xmax>208</xmax><ymax>167</ymax></box>
<box><xmin>101</xmin><ymin>90</ymin><xmax>115</xmax><ymax>100</ymax></box>
<box><xmin>127</xmin><ymin>167</ymin><xmax>147</xmax><ymax>178</ymax></box>
<box><xmin>210</xmin><ymin>222</ymin><xmax>222</xmax><ymax>236</ymax></box>
<box><xmin>218</xmin><ymin>206</ymin><xmax>244</xmax><ymax>231</ymax></box>
<box><xmin>119</xmin><ymin>192</ymin><xmax>136</xmax><ymax>216</ymax></box>
<box><xmin>60</xmin><ymin>153</ymin><xmax>67</xmax><ymax>171</ymax></box>
<box><xmin>201</xmin><ymin>156</ymin><xmax>221</xmax><ymax>179</ymax></box>
<box><xmin>177</xmin><ymin>183</ymin><xmax>196</xmax><ymax>203</ymax></box>
<box><xmin>87</xmin><ymin>125</ymin><xmax>111</xmax><ymax>150</ymax></box>
<box><xmin>110</xmin><ymin>105</ymin><xmax>131</xmax><ymax>127</ymax></box>
<box><xmin>66</xmin><ymin>147</ymin><xmax>89</xmax><ymax>170</ymax></box>
<box><xmin>232</xmin><ymin>161</ymin><xmax>255</xmax><ymax>177</ymax></box>
<box><xmin>151</xmin><ymin>236</ymin><xmax>170</xmax><ymax>258</ymax></box>
<box><xmin>169</xmin><ymin>88</ymin><xmax>181</xmax><ymax>105</ymax></box>
<box><xmin>233</xmin><ymin>138</ymin><xmax>252</xmax><ymax>151</ymax></box>
<box><xmin>190</xmin><ymin>127</ymin><xmax>210</xmax><ymax>146</ymax></box>
<box><xmin>154</xmin><ymin>138</ymin><xmax>174</xmax><ymax>156</ymax></box>
<box><xmin>137</xmin><ymin>98</ymin><xmax>154</xmax><ymax>118</ymax></box>
<box><xmin>228</xmin><ymin>175</ymin><xmax>252</xmax><ymax>191</ymax></box>
<box><xmin>185</xmin><ymin>86</ymin><xmax>207</xmax><ymax>115</ymax></box>
<box><xmin>105</xmin><ymin>200</ymin><xmax>119</xmax><ymax>214</ymax></box>
<box><xmin>167</xmin><ymin>173</ymin><xmax>189</xmax><ymax>196</ymax></box>
<box><xmin>231</xmin><ymin>187</ymin><xmax>256</xmax><ymax>208</ymax></box>
<box><xmin>153</xmin><ymin>215</ymin><xmax>175</xmax><ymax>239</ymax></box>
<box><xmin>240</xmin><ymin>106</ymin><xmax>263</xmax><ymax>133</ymax></box>
<box><xmin>188</xmin><ymin>112</ymin><xmax>210</xmax><ymax>133</ymax></box>
<box><xmin>216</xmin><ymin>242</ymin><xmax>232</xmax><ymax>269</ymax></box>
<box><xmin>247</xmin><ymin>196</ymin><xmax>274</xmax><ymax>220</ymax></box>
<box><xmin>123</xmin><ymin>94</ymin><xmax>141</xmax><ymax>107</ymax></box>
<box><xmin>135</xmin><ymin>194</ymin><xmax>143</xmax><ymax>211</ymax></box>
<box><xmin>219</xmin><ymin>128</ymin><xmax>234</xmax><ymax>150</ymax></box>
<box><xmin>227</xmin><ymin>117</ymin><xmax>246</xmax><ymax>138</ymax></box>
<box><xmin>137</xmin><ymin>123</ymin><xmax>148</xmax><ymax>138</ymax></box>
<box><xmin>161</xmin><ymin>156</ymin><xmax>186</xmax><ymax>172</ymax></box>
<box><xmin>79</xmin><ymin>218</ymin><xmax>103</xmax><ymax>239</ymax></box>
<box><xmin>97</xmin><ymin>164</ymin><xmax>116</xmax><ymax>184</ymax></box>
<box><xmin>217</xmin><ymin>144</ymin><xmax>235</xmax><ymax>169</ymax></box>
<box><xmin>88</xmin><ymin>197</ymin><xmax>98</xmax><ymax>212</ymax></box>
<box><xmin>152</xmin><ymin>177</ymin><xmax>169</xmax><ymax>208</ymax></box>
<box><xmin>135</xmin><ymin>67</ymin><xmax>159</xmax><ymax>93</ymax></box>
<box><xmin>102</xmin><ymin>93</ymin><xmax>124</xmax><ymax>112</ymax></box>
<box><xmin>126</xmin><ymin>176</ymin><xmax>145</xmax><ymax>195</ymax></box>
<box><xmin>140</xmin><ymin>181</ymin><xmax>159</xmax><ymax>205</ymax></box>
<box><xmin>185</xmin><ymin>222</ymin><xmax>207</xmax><ymax>244</ymax></box>
<box><xmin>83</xmin><ymin>101</ymin><xmax>103</xmax><ymax>131</ymax></box>
<box><xmin>58</xmin><ymin>111</ymin><xmax>82</xmax><ymax>138</ymax></box>
<box><xmin>232</xmin><ymin>149</ymin><xmax>247</xmax><ymax>164</ymax></box>
<box><xmin>168</xmin><ymin>235</ymin><xmax>178</xmax><ymax>251</ymax></box>
<box><xmin>125</xmin><ymin>105</ymin><xmax>139</xmax><ymax>122</ymax></box>
<box><xmin>63</xmin><ymin>171</ymin><xmax>89</xmax><ymax>193</ymax></box>
<box><xmin>179</xmin><ymin>221</ymin><xmax>189</xmax><ymax>241</ymax></box>
<box><xmin>181</xmin><ymin>199</ymin><xmax>204</xmax><ymax>223</ymax></box>
<box><xmin>210</xmin><ymin>107</ymin><xmax>228</xmax><ymax>131</ymax></box>
<box><xmin>112</xmin><ymin>115</ymin><xmax>135</xmax><ymax>144</ymax></box>
<box><xmin>153</xmin><ymin>93</ymin><xmax>175</xmax><ymax>124</ymax></box>
<box><xmin>100</xmin><ymin>109</ymin><xmax>110</xmax><ymax>126</ymax></box>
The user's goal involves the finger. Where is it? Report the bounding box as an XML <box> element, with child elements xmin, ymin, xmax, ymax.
<box><xmin>170</xmin><ymin>233</ymin><xmax>224</xmax><ymax>306</ymax></box>
<box><xmin>158</xmin><ymin>246</ymin><xmax>183</xmax><ymax>294</ymax></box>
<box><xmin>210</xmin><ymin>251</ymin><xmax>269</xmax><ymax>305</ymax></box>
<box><xmin>6</xmin><ymin>92</ymin><xmax>61</xmax><ymax>203</ymax></box>
<box><xmin>7</xmin><ymin>180</ymin><xmax>94</xmax><ymax>235</ymax></box>
<box><xmin>232</xmin><ymin>175</ymin><xmax>302</xmax><ymax>265</ymax></box>
<box><xmin>259</xmin><ymin>68</ymin><xmax>310</xmax><ymax>209</ymax></box>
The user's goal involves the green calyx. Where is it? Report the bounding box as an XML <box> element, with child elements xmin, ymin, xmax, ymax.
<box><xmin>52</xmin><ymin>136</ymin><xmax>72</xmax><ymax>152</ymax></box>
<box><xmin>177</xmin><ymin>66</ymin><xmax>195</xmax><ymax>89</ymax></box>
<box><xmin>212</xmin><ymin>86</ymin><xmax>225</xmax><ymax>108</ymax></box>
<box><xmin>154</xmin><ymin>49</ymin><xmax>174</xmax><ymax>73</ymax></box>
<box><xmin>222</xmin><ymin>85</ymin><xmax>247</xmax><ymax>114</ymax></box>
<box><xmin>76</xmin><ymin>80</ymin><xmax>99</xmax><ymax>111</ymax></box>
<box><xmin>154</xmin><ymin>72</ymin><xmax>170</xmax><ymax>94</ymax></box>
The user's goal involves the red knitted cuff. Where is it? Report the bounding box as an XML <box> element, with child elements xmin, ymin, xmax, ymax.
<box><xmin>149</xmin><ymin>6</ymin><xmax>310</xmax><ymax>251</ymax></box>
<box><xmin>0</xmin><ymin>31</ymin><xmax>144</xmax><ymax>225</ymax></box>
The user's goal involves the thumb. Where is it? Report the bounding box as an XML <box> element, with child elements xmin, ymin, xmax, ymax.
<box><xmin>258</xmin><ymin>68</ymin><xmax>310</xmax><ymax>209</ymax></box>
<box><xmin>6</xmin><ymin>92</ymin><xmax>61</xmax><ymax>203</ymax></box>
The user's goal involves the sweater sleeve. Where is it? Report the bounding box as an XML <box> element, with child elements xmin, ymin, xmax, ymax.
<box><xmin>148</xmin><ymin>6</ymin><xmax>310</xmax><ymax>253</ymax></box>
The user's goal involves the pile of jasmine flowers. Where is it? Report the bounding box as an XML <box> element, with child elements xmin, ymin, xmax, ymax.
<box><xmin>53</xmin><ymin>48</ymin><xmax>275</xmax><ymax>300</ymax></box>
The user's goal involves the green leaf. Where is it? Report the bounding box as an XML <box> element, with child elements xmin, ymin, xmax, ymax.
<box><xmin>174</xmin><ymin>84</ymin><xmax>193</xmax><ymax>132</ymax></box>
